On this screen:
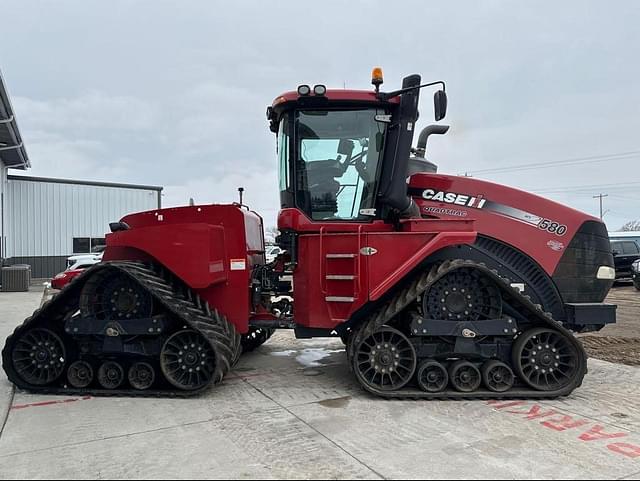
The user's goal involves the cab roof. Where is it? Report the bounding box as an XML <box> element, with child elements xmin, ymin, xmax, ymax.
<box><xmin>272</xmin><ymin>89</ymin><xmax>400</xmax><ymax>110</ymax></box>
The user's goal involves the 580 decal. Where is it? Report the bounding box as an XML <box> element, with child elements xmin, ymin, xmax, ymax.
<box><xmin>538</xmin><ymin>218</ymin><xmax>567</xmax><ymax>236</ymax></box>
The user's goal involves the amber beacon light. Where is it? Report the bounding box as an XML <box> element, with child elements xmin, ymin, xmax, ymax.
<box><xmin>371</xmin><ymin>67</ymin><xmax>384</xmax><ymax>92</ymax></box>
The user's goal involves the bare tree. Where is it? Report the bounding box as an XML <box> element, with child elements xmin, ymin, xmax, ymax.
<box><xmin>265</xmin><ymin>226</ymin><xmax>279</xmax><ymax>243</ymax></box>
<box><xmin>619</xmin><ymin>220</ymin><xmax>640</xmax><ymax>231</ymax></box>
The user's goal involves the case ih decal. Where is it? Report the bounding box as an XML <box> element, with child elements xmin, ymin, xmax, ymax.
<box><xmin>420</xmin><ymin>189</ymin><xmax>487</xmax><ymax>208</ymax></box>
<box><xmin>415</xmin><ymin>188</ymin><xmax>568</xmax><ymax>237</ymax></box>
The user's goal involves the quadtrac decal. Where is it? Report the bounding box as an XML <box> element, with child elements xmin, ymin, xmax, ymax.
<box><xmin>411</xmin><ymin>187</ymin><xmax>568</xmax><ymax>237</ymax></box>
<box><xmin>423</xmin><ymin>206</ymin><xmax>468</xmax><ymax>217</ymax></box>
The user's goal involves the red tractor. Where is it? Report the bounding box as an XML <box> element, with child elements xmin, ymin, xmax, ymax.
<box><xmin>3</xmin><ymin>70</ymin><xmax>616</xmax><ymax>398</ymax></box>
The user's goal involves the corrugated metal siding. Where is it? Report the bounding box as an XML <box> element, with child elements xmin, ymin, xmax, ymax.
<box><xmin>6</xmin><ymin>178</ymin><xmax>159</xmax><ymax>257</ymax></box>
<box><xmin>0</xmin><ymin>163</ymin><xmax>6</xmax><ymax>259</ymax></box>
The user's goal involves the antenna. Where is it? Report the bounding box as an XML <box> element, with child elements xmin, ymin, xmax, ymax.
<box><xmin>238</xmin><ymin>187</ymin><xmax>245</xmax><ymax>205</ymax></box>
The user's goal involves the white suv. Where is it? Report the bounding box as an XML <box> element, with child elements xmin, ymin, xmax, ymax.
<box><xmin>66</xmin><ymin>252</ymin><xmax>103</xmax><ymax>270</ymax></box>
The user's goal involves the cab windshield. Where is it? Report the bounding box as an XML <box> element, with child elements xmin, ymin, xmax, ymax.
<box><xmin>279</xmin><ymin>108</ymin><xmax>387</xmax><ymax>221</ymax></box>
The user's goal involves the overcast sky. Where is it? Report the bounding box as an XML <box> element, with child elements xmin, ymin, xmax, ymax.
<box><xmin>2</xmin><ymin>1</ymin><xmax>639</xmax><ymax>230</ymax></box>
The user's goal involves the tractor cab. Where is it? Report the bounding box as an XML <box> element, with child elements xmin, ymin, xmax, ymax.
<box><xmin>267</xmin><ymin>69</ymin><xmax>448</xmax><ymax>224</ymax></box>
<box><xmin>275</xmin><ymin>103</ymin><xmax>387</xmax><ymax>221</ymax></box>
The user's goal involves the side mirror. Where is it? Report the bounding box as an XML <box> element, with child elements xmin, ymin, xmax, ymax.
<box><xmin>434</xmin><ymin>90</ymin><xmax>447</xmax><ymax>121</ymax></box>
<box><xmin>612</xmin><ymin>250</ymin><xmax>620</xmax><ymax>256</ymax></box>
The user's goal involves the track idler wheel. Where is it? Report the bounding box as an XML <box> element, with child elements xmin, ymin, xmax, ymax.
<box><xmin>11</xmin><ymin>328</ymin><xmax>66</xmax><ymax>386</ymax></box>
<box><xmin>81</xmin><ymin>270</ymin><xmax>153</xmax><ymax>320</ymax></box>
<box><xmin>160</xmin><ymin>330</ymin><xmax>216</xmax><ymax>391</ymax></box>
<box><xmin>353</xmin><ymin>326</ymin><xmax>417</xmax><ymax>392</ymax></box>
<box><xmin>416</xmin><ymin>360</ymin><xmax>449</xmax><ymax>393</ymax></box>
<box><xmin>448</xmin><ymin>360</ymin><xmax>482</xmax><ymax>393</ymax></box>
<box><xmin>128</xmin><ymin>362</ymin><xmax>155</xmax><ymax>390</ymax></box>
<box><xmin>67</xmin><ymin>361</ymin><xmax>94</xmax><ymax>388</ymax></box>
<box><xmin>513</xmin><ymin>328</ymin><xmax>582</xmax><ymax>392</ymax></box>
<box><xmin>481</xmin><ymin>360</ymin><xmax>514</xmax><ymax>393</ymax></box>
<box><xmin>98</xmin><ymin>361</ymin><xmax>125</xmax><ymax>389</ymax></box>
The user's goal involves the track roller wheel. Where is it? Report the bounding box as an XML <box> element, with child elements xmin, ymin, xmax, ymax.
<box><xmin>353</xmin><ymin>326</ymin><xmax>417</xmax><ymax>392</ymax></box>
<box><xmin>513</xmin><ymin>328</ymin><xmax>582</xmax><ymax>392</ymax></box>
<box><xmin>160</xmin><ymin>330</ymin><xmax>216</xmax><ymax>391</ymax></box>
<box><xmin>128</xmin><ymin>362</ymin><xmax>156</xmax><ymax>390</ymax></box>
<box><xmin>416</xmin><ymin>360</ymin><xmax>449</xmax><ymax>393</ymax></box>
<box><xmin>448</xmin><ymin>360</ymin><xmax>481</xmax><ymax>393</ymax></box>
<box><xmin>481</xmin><ymin>360</ymin><xmax>514</xmax><ymax>393</ymax></box>
<box><xmin>67</xmin><ymin>361</ymin><xmax>94</xmax><ymax>388</ymax></box>
<box><xmin>11</xmin><ymin>328</ymin><xmax>66</xmax><ymax>386</ymax></box>
<box><xmin>98</xmin><ymin>361</ymin><xmax>125</xmax><ymax>389</ymax></box>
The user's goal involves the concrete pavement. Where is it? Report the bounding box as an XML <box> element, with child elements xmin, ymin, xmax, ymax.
<box><xmin>0</xmin><ymin>289</ymin><xmax>639</xmax><ymax>479</ymax></box>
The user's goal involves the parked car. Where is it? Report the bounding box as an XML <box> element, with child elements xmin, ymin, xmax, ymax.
<box><xmin>632</xmin><ymin>259</ymin><xmax>640</xmax><ymax>290</ymax></box>
<box><xmin>66</xmin><ymin>251</ymin><xmax>103</xmax><ymax>270</ymax></box>
<box><xmin>51</xmin><ymin>268</ymin><xmax>86</xmax><ymax>290</ymax></box>
<box><xmin>54</xmin><ymin>255</ymin><xmax>102</xmax><ymax>290</ymax></box>
<box><xmin>609</xmin><ymin>230</ymin><xmax>640</xmax><ymax>245</ymax></box>
<box><xmin>265</xmin><ymin>245</ymin><xmax>284</xmax><ymax>263</ymax></box>
<box><xmin>610</xmin><ymin>240</ymin><xmax>640</xmax><ymax>279</ymax></box>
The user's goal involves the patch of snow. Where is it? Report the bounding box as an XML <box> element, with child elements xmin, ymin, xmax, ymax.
<box><xmin>296</xmin><ymin>348</ymin><xmax>343</xmax><ymax>368</ymax></box>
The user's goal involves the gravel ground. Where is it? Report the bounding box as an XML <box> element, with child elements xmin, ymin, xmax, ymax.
<box><xmin>579</xmin><ymin>284</ymin><xmax>640</xmax><ymax>366</ymax></box>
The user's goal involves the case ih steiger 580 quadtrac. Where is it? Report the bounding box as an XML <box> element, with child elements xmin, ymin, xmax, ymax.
<box><xmin>3</xmin><ymin>70</ymin><xmax>617</xmax><ymax>399</ymax></box>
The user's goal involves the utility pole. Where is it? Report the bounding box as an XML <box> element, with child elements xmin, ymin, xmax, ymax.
<box><xmin>593</xmin><ymin>193</ymin><xmax>608</xmax><ymax>219</ymax></box>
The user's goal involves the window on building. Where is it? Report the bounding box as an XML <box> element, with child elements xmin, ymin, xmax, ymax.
<box><xmin>91</xmin><ymin>238</ymin><xmax>106</xmax><ymax>251</ymax></box>
<box><xmin>73</xmin><ymin>237</ymin><xmax>91</xmax><ymax>253</ymax></box>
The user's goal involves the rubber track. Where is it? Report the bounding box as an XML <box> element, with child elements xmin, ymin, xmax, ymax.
<box><xmin>349</xmin><ymin>259</ymin><xmax>589</xmax><ymax>400</ymax></box>
<box><xmin>241</xmin><ymin>328</ymin><xmax>275</xmax><ymax>353</ymax></box>
<box><xmin>2</xmin><ymin>261</ymin><xmax>241</xmax><ymax>398</ymax></box>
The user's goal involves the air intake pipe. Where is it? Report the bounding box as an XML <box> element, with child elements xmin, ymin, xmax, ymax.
<box><xmin>414</xmin><ymin>124</ymin><xmax>450</xmax><ymax>158</ymax></box>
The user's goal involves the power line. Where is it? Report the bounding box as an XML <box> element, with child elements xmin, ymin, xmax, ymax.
<box><xmin>463</xmin><ymin>150</ymin><xmax>640</xmax><ymax>176</ymax></box>
<box><xmin>609</xmin><ymin>194</ymin><xmax>640</xmax><ymax>202</ymax></box>
<box><xmin>532</xmin><ymin>180</ymin><xmax>640</xmax><ymax>194</ymax></box>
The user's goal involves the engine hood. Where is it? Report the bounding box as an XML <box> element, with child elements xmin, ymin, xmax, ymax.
<box><xmin>408</xmin><ymin>173</ymin><xmax>604</xmax><ymax>275</ymax></box>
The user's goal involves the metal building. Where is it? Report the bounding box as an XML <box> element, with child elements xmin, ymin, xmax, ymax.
<box><xmin>5</xmin><ymin>176</ymin><xmax>162</xmax><ymax>277</ymax></box>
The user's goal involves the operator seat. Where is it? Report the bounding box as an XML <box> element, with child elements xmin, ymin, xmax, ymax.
<box><xmin>306</xmin><ymin>159</ymin><xmax>344</xmax><ymax>218</ymax></box>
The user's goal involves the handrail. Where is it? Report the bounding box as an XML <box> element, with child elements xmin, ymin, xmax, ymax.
<box><xmin>319</xmin><ymin>226</ymin><xmax>326</xmax><ymax>295</ymax></box>
<box><xmin>355</xmin><ymin>225</ymin><xmax>363</xmax><ymax>299</ymax></box>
